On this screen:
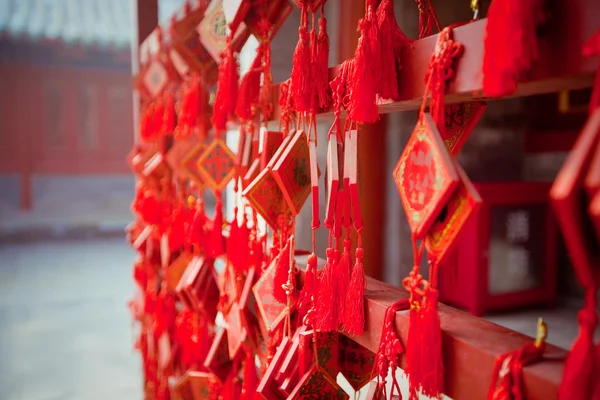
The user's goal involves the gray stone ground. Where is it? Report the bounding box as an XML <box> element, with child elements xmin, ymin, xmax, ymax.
<box><xmin>0</xmin><ymin>238</ymin><xmax>142</xmax><ymax>400</ymax></box>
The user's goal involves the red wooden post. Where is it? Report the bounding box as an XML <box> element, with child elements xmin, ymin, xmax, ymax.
<box><xmin>132</xmin><ymin>0</ymin><xmax>159</xmax><ymax>143</ymax></box>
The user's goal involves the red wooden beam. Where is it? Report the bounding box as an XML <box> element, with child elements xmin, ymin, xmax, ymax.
<box><xmin>350</xmin><ymin>277</ymin><xmax>565</xmax><ymax>400</ymax></box>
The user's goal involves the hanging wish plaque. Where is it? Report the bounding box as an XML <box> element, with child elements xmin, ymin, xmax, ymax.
<box><xmin>442</xmin><ymin>102</ymin><xmax>487</xmax><ymax>155</ymax></box>
<box><xmin>394</xmin><ymin>113</ymin><xmax>460</xmax><ymax>238</ymax></box>
<box><xmin>272</xmin><ymin>130</ymin><xmax>312</xmax><ymax>216</ymax></box>
<box><xmin>425</xmin><ymin>159</ymin><xmax>482</xmax><ymax>266</ymax></box>
<box><xmin>197</xmin><ymin>138</ymin><xmax>236</xmax><ymax>192</ymax></box>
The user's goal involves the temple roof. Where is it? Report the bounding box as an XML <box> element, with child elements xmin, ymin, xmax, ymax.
<box><xmin>0</xmin><ymin>0</ymin><xmax>133</xmax><ymax>49</ymax></box>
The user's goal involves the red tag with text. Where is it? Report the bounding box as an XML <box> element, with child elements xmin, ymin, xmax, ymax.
<box><xmin>426</xmin><ymin>159</ymin><xmax>482</xmax><ymax>266</ymax></box>
<box><xmin>394</xmin><ymin>113</ymin><xmax>460</xmax><ymax>238</ymax></box>
<box><xmin>272</xmin><ymin>130</ymin><xmax>312</xmax><ymax>216</ymax></box>
<box><xmin>197</xmin><ymin>138</ymin><xmax>236</xmax><ymax>192</ymax></box>
<box><xmin>443</xmin><ymin>102</ymin><xmax>486</xmax><ymax>155</ymax></box>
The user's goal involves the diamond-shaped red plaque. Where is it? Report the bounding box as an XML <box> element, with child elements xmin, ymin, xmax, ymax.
<box><xmin>443</xmin><ymin>102</ymin><xmax>486</xmax><ymax>155</ymax></box>
<box><xmin>394</xmin><ymin>113</ymin><xmax>460</xmax><ymax>239</ymax></box>
<box><xmin>166</xmin><ymin>137</ymin><xmax>198</xmax><ymax>181</ymax></box>
<box><xmin>257</xmin><ymin>336</ymin><xmax>292</xmax><ymax>400</ymax></box>
<box><xmin>143</xmin><ymin>60</ymin><xmax>169</xmax><ymax>98</ymax></box>
<box><xmin>288</xmin><ymin>365</ymin><xmax>348</xmax><ymax>399</ymax></box>
<box><xmin>172</xmin><ymin>370</ymin><xmax>213</xmax><ymax>400</ymax></box>
<box><xmin>551</xmin><ymin>108</ymin><xmax>600</xmax><ymax>287</ymax></box>
<box><xmin>198</xmin><ymin>0</ymin><xmax>249</xmax><ymax>64</ymax></box>
<box><xmin>197</xmin><ymin>138</ymin><xmax>236</xmax><ymax>192</ymax></box>
<box><xmin>165</xmin><ymin>251</ymin><xmax>193</xmax><ymax>294</ymax></box>
<box><xmin>337</xmin><ymin>334</ymin><xmax>375</xmax><ymax>392</ymax></box>
<box><xmin>425</xmin><ymin>160</ymin><xmax>482</xmax><ymax>265</ymax></box>
<box><xmin>261</xmin><ymin>129</ymin><xmax>285</xmax><ymax>170</ymax></box>
<box><xmin>181</xmin><ymin>141</ymin><xmax>207</xmax><ymax>189</ymax></box>
<box><xmin>243</xmin><ymin>134</ymin><xmax>293</xmax><ymax>229</ymax></box>
<box><xmin>204</xmin><ymin>327</ymin><xmax>232</xmax><ymax>383</ymax></box>
<box><xmin>226</xmin><ymin>302</ymin><xmax>247</xmax><ymax>359</ymax></box>
<box><xmin>252</xmin><ymin>258</ymin><xmax>288</xmax><ymax>335</ymax></box>
<box><xmin>272</xmin><ymin>130</ymin><xmax>312</xmax><ymax>216</ymax></box>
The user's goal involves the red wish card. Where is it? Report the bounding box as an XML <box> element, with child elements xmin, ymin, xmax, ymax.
<box><xmin>272</xmin><ymin>130</ymin><xmax>312</xmax><ymax>216</ymax></box>
<box><xmin>172</xmin><ymin>370</ymin><xmax>213</xmax><ymax>400</ymax></box>
<box><xmin>176</xmin><ymin>256</ymin><xmax>219</xmax><ymax>319</ymax></box>
<box><xmin>257</xmin><ymin>336</ymin><xmax>291</xmax><ymax>400</ymax></box>
<box><xmin>181</xmin><ymin>141</ymin><xmax>208</xmax><ymax>190</ymax></box>
<box><xmin>252</xmin><ymin>257</ymin><xmax>289</xmax><ymax>336</ymax></box>
<box><xmin>197</xmin><ymin>0</ymin><xmax>249</xmax><ymax>64</ymax></box>
<box><xmin>442</xmin><ymin>102</ymin><xmax>486</xmax><ymax>155</ymax></box>
<box><xmin>550</xmin><ymin>109</ymin><xmax>600</xmax><ymax>288</ymax></box>
<box><xmin>275</xmin><ymin>328</ymin><xmax>305</xmax><ymax>396</ymax></box>
<box><xmin>165</xmin><ymin>251</ymin><xmax>193</xmax><ymax>294</ymax></box>
<box><xmin>166</xmin><ymin>137</ymin><xmax>199</xmax><ymax>182</ymax></box>
<box><xmin>394</xmin><ymin>113</ymin><xmax>460</xmax><ymax>239</ymax></box>
<box><xmin>204</xmin><ymin>327</ymin><xmax>233</xmax><ymax>383</ymax></box>
<box><xmin>261</xmin><ymin>129</ymin><xmax>285</xmax><ymax>170</ymax></box>
<box><xmin>226</xmin><ymin>302</ymin><xmax>247</xmax><ymax>359</ymax></box>
<box><xmin>243</xmin><ymin>134</ymin><xmax>293</xmax><ymax>229</ymax></box>
<box><xmin>197</xmin><ymin>138</ymin><xmax>236</xmax><ymax>192</ymax></box>
<box><xmin>338</xmin><ymin>334</ymin><xmax>375</xmax><ymax>392</ymax></box>
<box><xmin>426</xmin><ymin>159</ymin><xmax>482</xmax><ymax>266</ymax></box>
<box><xmin>299</xmin><ymin>330</ymin><xmax>339</xmax><ymax>380</ymax></box>
<box><xmin>243</xmin><ymin>158</ymin><xmax>260</xmax><ymax>190</ymax></box>
<box><xmin>288</xmin><ymin>365</ymin><xmax>349</xmax><ymax>400</ymax></box>
<box><xmin>325</xmin><ymin>133</ymin><xmax>341</xmax><ymax>227</ymax></box>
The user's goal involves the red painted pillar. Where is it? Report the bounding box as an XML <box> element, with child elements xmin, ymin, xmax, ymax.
<box><xmin>132</xmin><ymin>0</ymin><xmax>159</xmax><ymax>143</ymax></box>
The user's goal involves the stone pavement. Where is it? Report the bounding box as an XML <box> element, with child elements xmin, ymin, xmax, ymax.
<box><xmin>0</xmin><ymin>238</ymin><xmax>141</xmax><ymax>400</ymax></box>
<box><xmin>0</xmin><ymin>175</ymin><xmax>135</xmax><ymax>241</ymax></box>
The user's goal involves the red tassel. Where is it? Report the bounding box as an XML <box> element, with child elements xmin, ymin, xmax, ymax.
<box><xmin>483</xmin><ymin>0</ymin><xmax>545</xmax><ymax>97</ymax></box>
<box><xmin>236</xmin><ymin>49</ymin><xmax>263</xmax><ymax>121</ymax></box>
<box><xmin>349</xmin><ymin>0</ymin><xmax>380</xmax><ymax>124</ymax></box>
<box><xmin>209</xmin><ymin>195</ymin><xmax>225</xmax><ymax>258</ymax></box>
<box><xmin>558</xmin><ymin>296</ymin><xmax>597</xmax><ymax>400</ymax></box>
<box><xmin>227</xmin><ymin>208</ymin><xmax>240</xmax><ymax>271</ymax></box>
<box><xmin>153</xmin><ymin>100</ymin><xmax>165</xmax><ymax>140</ymax></box>
<box><xmin>213</xmin><ymin>39</ymin><xmax>239</xmax><ymax>132</ymax></box>
<box><xmin>487</xmin><ymin>320</ymin><xmax>547</xmax><ymax>400</ymax></box>
<box><xmin>298</xmin><ymin>253</ymin><xmax>318</xmax><ymax>319</ymax></box>
<box><xmin>291</xmin><ymin>7</ymin><xmax>312</xmax><ymax>113</ymax></box>
<box><xmin>273</xmin><ymin>239</ymin><xmax>291</xmax><ymax>304</ymax></box>
<box><xmin>168</xmin><ymin>202</ymin><xmax>187</xmax><ymax>252</ymax></box>
<box><xmin>336</xmin><ymin>239</ymin><xmax>351</xmax><ymax>317</ymax></box>
<box><xmin>315</xmin><ymin>247</ymin><xmax>340</xmax><ymax>332</ymax></box>
<box><xmin>162</xmin><ymin>91</ymin><xmax>176</xmax><ymax>136</ymax></box>
<box><xmin>241</xmin><ymin>350</ymin><xmax>258</xmax><ymax>400</ymax></box>
<box><xmin>190</xmin><ymin>199</ymin><xmax>207</xmax><ymax>254</ymax></box>
<box><xmin>415</xmin><ymin>0</ymin><xmax>440</xmax><ymax>39</ymax></box>
<box><xmin>315</xmin><ymin>12</ymin><xmax>331</xmax><ymax>110</ymax></box>
<box><xmin>342</xmin><ymin>246</ymin><xmax>366</xmax><ymax>336</ymax></box>
<box><xmin>418</xmin><ymin>287</ymin><xmax>444</xmax><ymax>399</ymax></box>
<box><xmin>237</xmin><ymin>213</ymin><xmax>249</xmax><ymax>272</ymax></box>
<box><xmin>405</xmin><ymin>298</ymin><xmax>422</xmax><ymax>400</ymax></box>
<box><xmin>377</xmin><ymin>0</ymin><xmax>411</xmax><ymax>101</ymax></box>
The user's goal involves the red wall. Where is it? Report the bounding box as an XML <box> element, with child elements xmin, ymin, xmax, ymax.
<box><xmin>0</xmin><ymin>62</ymin><xmax>133</xmax><ymax>175</ymax></box>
